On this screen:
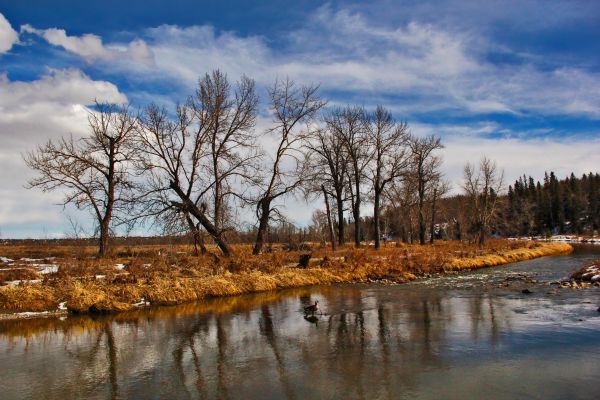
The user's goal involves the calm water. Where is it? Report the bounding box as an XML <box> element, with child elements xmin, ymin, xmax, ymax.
<box><xmin>1</xmin><ymin>246</ymin><xmax>599</xmax><ymax>400</ymax></box>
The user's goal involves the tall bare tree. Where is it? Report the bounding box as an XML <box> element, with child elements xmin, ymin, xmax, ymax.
<box><xmin>366</xmin><ymin>106</ymin><xmax>410</xmax><ymax>249</ymax></box>
<box><xmin>189</xmin><ymin>70</ymin><xmax>259</xmax><ymax>231</ymax></box>
<box><xmin>408</xmin><ymin>134</ymin><xmax>443</xmax><ymax>245</ymax></box>
<box><xmin>253</xmin><ymin>79</ymin><xmax>325</xmax><ymax>255</ymax></box>
<box><xmin>306</xmin><ymin>125</ymin><xmax>349</xmax><ymax>246</ymax></box>
<box><xmin>428</xmin><ymin>178</ymin><xmax>450</xmax><ymax>244</ymax></box>
<box><xmin>25</xmin><ymin>103</ymin><xmax>137</xmax><ymax>256</ymax></box>
<box><xmin>135</xmin><ymin>72</ymin><xmax>259</xmax><ymax>257</ymax></box>
<box><xmin>386</xmin><ymin>178</ymin><xmax>419</xmax><ymax>243</ymax></box>
<box><xmin>463</xmin><ymin>157</ymin><xmax>504</xmax><ymax>247</ymax></box>
<box><xmin>326</xmin><ymin>106</ymin><xmax>370</xmax><ymax>247</ymax></box>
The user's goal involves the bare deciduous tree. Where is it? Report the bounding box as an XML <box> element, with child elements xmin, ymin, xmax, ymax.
<box><xmin>136</xmin><ymin>72</ymin><xmax>259</xmax><ymax>257</ymax></box>
<box><xmin>463</xmin><ymin>157</ymin><xmax>504</xmax><ymax>247</ymax></box>
<box><xmin>428</xmin><ymin>178</ymin><xmax>450</xmax><ymax>244</ymax></box>
<box><xmin>189</xmin><ymin>70</ymin><xmax>259</xmax><ymax>231</ymax></box>
<box><xmin>321</xmin><ymin>184</ymin><xmax>336</xmax><ymax>250</ymax></box>
<box><xmin>135</xmin><ymin>104</ymin><xmax>231</xmax><ymax>255</ymax></box>
<box><xmin>408</xmin><ymin>134</ymin><xmax>443</xmax><ymax>245</ymax></box>
<box><xmin>366</xmin><ymin>106</ymin><xmax>410</xmax><ymax>249</ymax></box>
<box><xmin>326</xmin><ymin>106</ymin><xmax>370</xmax><ymax>247</ymax></box>
<box><xmin>252</xmin><ymin>79</ymin><xmax>325</xmax><ymax>255</ymax></box>
<box><xmin>306</xmin><ymin>125</ymin><xmax>349</xmax><ymax>246</ymax></box>
<box><xmin>25</xmin><ymin>102</ymin><xmax>137</xmax><ymax>256</ymax></box>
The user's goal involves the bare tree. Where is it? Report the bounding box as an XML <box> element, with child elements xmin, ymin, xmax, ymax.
<box><xmin>135</xmin><ymin>104</ymin><xmax>231</xmax><ymax>256</ymax></box>
<box><xmin>428</xmin><ymin>178</ymin><xmax>450</xmax><ymax>244</ymax></box>
<box><xmin>321</xmin><ymin>184</ymin><xmax>336</xmax><ymax>250</ymax></box>
<box><xmin>463</xmin><ymin>157</ymin><xmax>504</xmax><ymax>247</ymax></box>
<box><xmin>366</xmin><ymin>106</ymin><xmax>410</xmax><ymax>249</ymax></box>
<box><xmin>135</xmin><ymin>72</ymin><xmax>259</xmax><ymax>257</ymax></box>
<box><xmin>25</xmin><ymin>102</ymin><xmax>137</xmax><ymax>256</ymax></box>
<box><xmin>408</xmin><ymin>134</ymin><xmax>443</xmax><ymax>245</ymax></box>
<box><xmin>252</xmin><ymin>79</ymin><xmax>325</xmax><ymax>255</ymax></box>
<box><xmin>386</xmin><ymin>178</ymin><xmax>419</xmax><ymax>243</ymax></box>
<box><xmin>306</xmin><ymin>125</ymin><xmax>349</xmax><ymax>246</ymax></box>
<box><xmin>326</xmin><ymin>106</ymin><xmax>370</xmax><ymax>247</ymax></box>
<box><xmin>189</xmin><ymin>70</ymin><xmax>259</xmax><ymax>231</ymax></box>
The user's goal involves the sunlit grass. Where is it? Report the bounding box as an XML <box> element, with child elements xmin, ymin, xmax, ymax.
<box><xmin>0</xmin><ymin>240</ymin><xmax>573</xmax><ymax>314</ymax></box>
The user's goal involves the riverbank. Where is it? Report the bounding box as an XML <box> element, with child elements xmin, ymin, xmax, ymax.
<box><xmin>0</xmin><ymin>240</ymin><xmax>572</xmax><ymax>316</ymax></box>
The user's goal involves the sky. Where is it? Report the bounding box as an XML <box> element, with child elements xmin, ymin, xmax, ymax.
<box><xmin>0</xmin><ymin>0</ymin><xmax>599</xmax><ymax>238</ymax></box>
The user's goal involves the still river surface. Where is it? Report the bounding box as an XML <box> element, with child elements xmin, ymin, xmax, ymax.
<box><xmin>1</xmin><ymin>246</ymin><xmax>599</xmax><ymax>399</ymax></box>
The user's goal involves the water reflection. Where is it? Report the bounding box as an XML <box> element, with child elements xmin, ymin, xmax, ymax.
<box><xmin>2</xmin><ymin>251</ymin><xmax>600</xmax><ymax>399</ymax></box>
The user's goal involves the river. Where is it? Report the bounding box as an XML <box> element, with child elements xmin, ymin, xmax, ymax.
<box><xmin>1</xmin><ymin>245</ymin><xmax>599</xmax><ymax>399</ymax></box>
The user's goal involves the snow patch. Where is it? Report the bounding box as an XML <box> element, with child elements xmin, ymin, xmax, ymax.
<box><xmin>38</xmin><ymin>265</ymin><xmax>59</xmax><ymax>274</ymax></box>
<box><xmin>115</xmin><ymin>263</ymin><xmax>125</xmax><ymax>270</ymax></box>
<box><xmin>0</xmin><ymin>256</ymin><xmax>14</xmax><ymax>263</ymax></box>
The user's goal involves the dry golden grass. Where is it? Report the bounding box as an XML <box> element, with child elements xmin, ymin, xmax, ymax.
<box><xmin>446</xmin><ymin>242</ymin><xmax>572</xmax><ymax>270</ymax></box>
<box><xmin>0</xmin><ymin>240</ymin><xmax>573</xmax><ymax>315</ymax></box>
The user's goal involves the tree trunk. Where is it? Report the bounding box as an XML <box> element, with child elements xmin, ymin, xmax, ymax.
<box><xmin>429</xmin><ymin>188</ymin><xmax>437</xmax><ymax>244</ymax></box>
<box><xmin>353</xmin><ymin>206</ymin><xmax>361</xmax><ymax>247</ymax></box>
<box><xmin>455</xmin><ymin>219</ymin><xmax>462</xmax><ymax>241</ymax></box>
<box><xmin>418</xmin><ymin>208</ymin><xmax>426</xmax><ymax>245</ymax></box>
<box><xmin>185</xmin><ymin>214</ymin><xmax>207</xmax><ymax>255</ymax></box>
<box><xmin>335</xmin><ymin>189</ymin><xmax>345</xmax><ymax>246</ymax></box>
<box><xmin>253</xmin><ymin>199</ymin><xmax>271</xmax><ymax>255</ymax></box>
<box><xmin>374</xmin><ymin>189</ymin><xmax>381</xmax><ymax>250</ymax></box>
<box><xmin>99</xmin><ymin>138</ymin><xmax>115</xmax><ymax>257</ymax></box>
<box><xmin>322</xmin><ymin>185</ymin><xmax>336</xmax><ymax>251</ymax></box>
<box><xmin>335</xmin><ymin>190</ymin><xmax>346</xmax><ymax>246</ymax></box>
<box><xmin>170</xmin><ymin>181</ymin><xmax>233</xmax><ymax>257</ymax></box>
<box><xmin>99</xmin><ymin>219</ymin><xmax>110</xmax><ymax>257</ymax></box>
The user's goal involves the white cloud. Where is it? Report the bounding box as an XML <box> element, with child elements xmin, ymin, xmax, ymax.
<box><xmin>0</xmin><ymin>12</ymin><xmax>19</xmax><ymax>53</ymax></box>
<box><xmin>21</xmin><ymin>24</ymin><xmax>154</xmax><ymax>65</ymax></box>
<box><xmin>410</xmin><ymin>122</ymin><xmax>600</xmax><ymax>194</ymax></box>
<box><xmin>1</xmin><ymin>7</ymin><xmax>599</xmax><ymax>234</ymax></box>
<box><xmin>0</xmin><ymin>69</ymin><xmax>127</xmax><ymax>236</ymax></box>
<box><xmin>133</xmin><ymin>7</ymin><xmax>600</xmax><ymax>119</ymax></box>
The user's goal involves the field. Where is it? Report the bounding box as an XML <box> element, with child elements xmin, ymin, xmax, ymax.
<box><xmin>0</xmin><ymin>239</ymin><xmax>573</xmax><ymax>315</ymax></box>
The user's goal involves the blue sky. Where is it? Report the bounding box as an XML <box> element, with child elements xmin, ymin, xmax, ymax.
<box><xmin>0</xmin><ymin>0</ymin><xmax>599</xmax><ymax>238</ymax></box>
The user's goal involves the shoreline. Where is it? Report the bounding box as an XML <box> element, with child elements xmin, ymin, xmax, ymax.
<box><xmin>0</xmin><ymin>241</ymin><xmax>573</xmax><ymax>319</ymax></box>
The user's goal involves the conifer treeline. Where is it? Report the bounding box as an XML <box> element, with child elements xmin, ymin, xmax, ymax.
<box><xmin>501</xmin><ymin>172</ymin><xmax>600</xmax><ymax>236</ymax></box>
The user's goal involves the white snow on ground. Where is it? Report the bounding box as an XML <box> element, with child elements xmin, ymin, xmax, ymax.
<box><xmin>95</xmin><ymin>275</ymin><xmax>106</xmax><ymax>279</ymax></box>
<box><xmin>115</xmin><ymin>263</ymin><xmax>125</xmax><ymax>270</ymax></box>
<box><xmin>58</xmin><ymin>301</ymin><xmax>67</xmax><ymax>311</ymax></box>
<box><xmin>0</xmin><ymin>256</ymin><xmax>14</xmax><ymax>263</ymax></box>
<box><xmin>38</xmin><ymin>265</ymin><xmax>59</xmax><ymax>274</ymax></box>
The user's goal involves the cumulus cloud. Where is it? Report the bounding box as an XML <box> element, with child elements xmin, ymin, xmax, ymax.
<box><xmin>21</xmin><ymin>24</ymin><xmax>154</xmax><ymax>65</ymax></box>
<box><xmin>0</xmin><ymin>12</ymin><xmax>19</xmax><ymax>53</ymax></box>
<box><xmin>0</xmin><ymin>69</ymin><xmax>127</xmax><ymax>236</ymax></box>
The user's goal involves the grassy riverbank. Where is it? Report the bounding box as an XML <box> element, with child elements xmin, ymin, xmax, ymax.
<box><xmin>0</xmin><ymin>240</ymin><xmax>572</xmax><ymax>315</ymax></box>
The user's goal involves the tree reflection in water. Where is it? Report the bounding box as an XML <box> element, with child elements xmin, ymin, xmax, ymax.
<box><xmin>2</xmin><ymin>276</ymin><xmax>600</xmax><ymax>400</ymax></box>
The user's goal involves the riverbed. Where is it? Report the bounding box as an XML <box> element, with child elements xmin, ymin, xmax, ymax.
<box><xmin>1</xmin><ymin>245</ymin><xmax>599</xmax><ymax>399</ymax></box>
